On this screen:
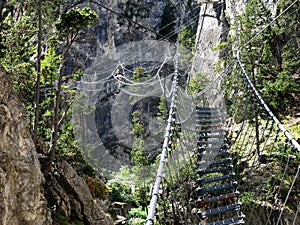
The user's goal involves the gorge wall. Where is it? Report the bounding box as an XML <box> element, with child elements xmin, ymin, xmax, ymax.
<box><xmin>0</xmin><ymin>66</ymin><xmax>52</xmax><ymax>225</ymax></box>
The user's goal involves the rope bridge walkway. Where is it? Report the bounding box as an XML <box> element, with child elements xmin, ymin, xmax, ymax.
<box><xmin>75</xmin><ymin>37</ymin><xmax>300</xmax><ymax>225</ymax></box>
<box><xmin>76</xmin><ymin>50</ymin><xmax>300</xmax><ymax>224</ymax></box>
<box><xmin>72</xmin><ymin>1</ymin><xmax>300</xmax><ymax>224</ymax></box>
<box><xmin>142</xmin><ymin>54</ymin><xmax>300</xmax><ymax>225</ymax></box>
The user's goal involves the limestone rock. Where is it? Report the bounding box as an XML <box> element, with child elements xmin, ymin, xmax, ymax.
<box><xmin>47</xmin><ymin>160</ymin><xmax>114</xmax><ymax>225</ymax></box>
<box><xmin>0</xmin><ymin>65</ymin><xmax>52</xmax><ymax>225</ymax></box>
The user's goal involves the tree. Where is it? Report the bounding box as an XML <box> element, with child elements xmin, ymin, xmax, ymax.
<box><xmin>239</xmin><ymin>0</ymin><xmax>299</xmax><ymax>115</ymax></box>
<box><xmin>0</xmin><ymin>1</ymin><xmax>98</xmax><ymax>175</ymax></box>
<box><xmin>43</xmin><ymin>7</ymin><xmax>98</xmax><ymax>175</ymax></box>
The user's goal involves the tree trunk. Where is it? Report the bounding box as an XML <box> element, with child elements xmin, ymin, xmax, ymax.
<box><xmin>33</xmin><ymin>0</ymin><xmax>42</xmax><ymax>145</ymax></box>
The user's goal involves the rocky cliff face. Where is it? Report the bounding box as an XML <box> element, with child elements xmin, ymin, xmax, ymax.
<box><xmin>193</xmin><ymin>0</ymin><xmax>278</xmax><ymax>76</ymax></box>
<box><xmin>46</xmin><ymin>160</ymin><xmax>114</xmax><ymax>225</ymax></box>
<box><xmin>66</xmin><ymin>0</ymin><xmax>168</xmax><ymax>74</ymax></box>
<box><xmin>0</xmin><ymin>66</ymin><xmax>52</xmax><ymax>225</ymax></box>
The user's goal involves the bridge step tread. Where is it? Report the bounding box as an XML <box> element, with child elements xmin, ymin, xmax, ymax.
<box><xmin>196</xmin><ymin>129</ymin><xmax>225</xmax><ymax>134</ymax></box>
<box><xmin>206</xmin><ymin>215</ymin><xmax>245</xmax><ymax>225</ymax></box>
<box><xmin>196</xmin><ymin>124</ymin><xmax>222</xmax><ymax>128</ymax></box>
<box><xmin>196</xmin><ymin>114</ymin><xmax>219</xmax><ymax>119</ymax></box>
<box><xmin>197</xmin><ymin>139</ymin><xmax>225</xmax><ymax>145</ymax></box>
<box><xmin>197</xmin><ymin>158</ymin><xmax>232</xmax><ymax>168</ymax></box>
<box><xmin>196</xmin><ymin>182</ymin><xmax>237</xmax><ymax>195</ymax></box>
<box><xmin>198</xmin><ymin>202</ymin><xmax>241</xmax><ymax>219</ymax></box>
<box><xmin>197</xmin><ymin>151</ymin><xmax>230</xmax><ymax>160</ymax></box>
<box><xmin>195</xmin><ymin>106</ymin><xmax>244</xmax><ymax>224</ymax></box>
<box><xmin>198</xmin><ymin>134</ymin><xmax>225</xmax><ymax>140</ymax></box>
<box><xmin>196</xmin><ymin>112</ymin><xmax>226</xmax><ymax>117</ymax></box>
<box><xmin>196</xmin><ymin>118</ymin><xmax>222</xmax><ymax>124</ymax></box>
<box><xmin>198</xmin><ymin>145</ymin><xmax>227</xmax><ymax>153</ymax></box>
<box><xmin>198</xmin><ymin>191</ymin><xmax>240</xmax><ymax>206</ymax></box>
<box><xmin>198</xmin><ymin>172</ymin><xmax>235</xmax><ymax>185</ymax></box>
<box><xmin>195</xmin><ymin>106</ymin><xmax>218</xmax><ymax>111</ymax></box>
<box><xmin>197</xmin><ymin>165</ymin><xmax>233</xmax><ymax>176</ymax></box>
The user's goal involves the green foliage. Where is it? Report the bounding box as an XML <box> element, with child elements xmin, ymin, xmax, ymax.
<box><xmin>127</xmin><ymin>207</ymin><xmax>147</xmax><ymax>225</ymax></box>
<box><xmin>0</xmin><ymin>13</ymin><xmax>36</xmax><ymax>102</ymax></box>
<box><xmin>131</xmin><ymin>111</ymin><xmax>144</xmax><ymax>137</ymax></box>
<box><xmin>178</xmin><ymin>25</ymin><xmax>196</xmax><ymax>51</ymax></box>
<box><xmin>56</xmin><ymin>120</ymin><xmax>77</xmax><ymax>154</ymax></box>
<box><xmin>53</xmin><ymin>213</ymin><xmax>68</xmax><ymax>225</ymax></box>
<box><xmin>239</xmin><ymin>191</ymin><xmax>255</xmax><ymax>206</ymax></box>
<box><xmin>236</xmin><ymin>0</ymin><xmax>300</xmax><ymax>116</ymax></box>
<box><xmin>157</xmin><ymin>96</ymin><xmax>168</xmax><ymax>121</ymax></box>
<box><xmin>109</xmin><ymin>180</ymin><xmax>133</xmax><ymax>203</ymax></box>
<box><xmin>132</xmin><ymin>67</ymin><xmax>151</xmax><ymax>82</ymax></box>
<box><xmin>211</xmin><ymin>42</ymin><xmax>228</xmax><ymax>51</ymax></box>
<box><xmin>131</xmin><ymin>137</ymin><xmax>149</xmax><ymax>167</ymax></box>
<box><xmin>262</xmin><ymin>71</ymin><xmax>298</xmax><ymax>111</ymax></box>
<box><xmin>187</xmin><ymin>72</ymin><xmax>209</xmax><ymax>95</ymax></box>
<box><xmin>56</xmin><ymin>7</ymin><xmax>98</xmax><ymax>39</ymax></box>
<box><xmin>73</xmin><ymin>221</ymin><xmax>84</xmax><ymax>225</ymax></box>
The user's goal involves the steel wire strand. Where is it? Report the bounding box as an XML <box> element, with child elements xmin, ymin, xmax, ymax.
<box><xmin>78</xmin><ymin>8</ymin><xmax>203</xmax><ymax>91</ymax></box>
<box><xmin>227</xmin><ymin>71</ymin><xmax>251</xmax><ymax>153</ymax></box>
<box><xmin>236</xmin><ymin>55</ymin><xmax>300</xmax><ymax>224</ymax></box>
<box><xmin>292</xmin><ymin>202</ymin><xmax>300</xmax><ymax>225</ymax></box>
<box><xmin>262</xmin><ymin>137</ymin><xmax>289</xmax><ymax>202</ymax></box>
<box><xmin>83</xmin><ymin>3</ymin><xmax>200</xmax><ymax>75</ymax></box>
<box><xmin>171</xmin><ymin>129</ymin><xmax>197</xmax><ymax>223</ymax></box>
<box><xmin>266</xmin><ymin>145</ymin><xmax>295</xmax><ymax>225</ymax></box>
<box><xmin>164</xmin><ymin>155</ymin><xmax>183</xmax><ymax>224</ymax></box>
<box><xmin>146</xmin><ymin>2</ymin><xmax>193</xmax><ymax>223</ymax></box>
<box><xmin>83</xmin><ymin>5</ymin><xmax>235</xmax><ymax>82</ymax></box>
<box><xmin>80</xmin><ymin>11</ymin><xmax>236</xmax><ymax>100</ymax></box>
<box><xmin>260</xmin><ymin>119</ymin><xmax>275</xmax><ymax>155</ymax></box>
<box><xmin>267</xmin><ymin>127</ymin><xmax>281</xmax><ymax>158</ymax></box>
<box><xmin>276</xmin><ymin>166</ymin><xmax>300</xmax><ymax>225</ymax></box>
<box><xmin>164</xmin><ymin>116</ymin><xmax>190</xmax><ymax>224</ymax></box>
<box><xmin>160</xmin><ymin>177</ymin><xmax>175</xmax><ymax>224</ymax></box>
<box><xmin>166</xmin><ymin>149</ymin><xmax>187</xmax><ymax>224</ymax></box>
<box><xmin>80</xmin><ymin>71</ymin><xmax>173</xmax><ymax>94</ymax></box>
<box><xmin>83</xmin><ymin>0</ymin><xmax>237</xmax><ymax>86</ymax></box>
<box><xmin>240</xmin><ymin>0</ymin><xmax>299</xmax><ymax>51</ymax></box>
<box><xmin>236</xmin><ymin>56</ymin><xmax>300</xmax><ymax>152</ymax></box>
<box><xmin>188</xmin><ymin>59</ymin><xmax>236</xmax><ymax>99</ymax></box>
<box><xmin>145</xmin><ymin>39</ymin><xmax>181</xmax><ymax>225</ymax></box>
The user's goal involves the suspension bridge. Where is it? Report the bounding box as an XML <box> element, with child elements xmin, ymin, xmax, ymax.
<box><xmin>73</xmin><ymin>0</ymin><xmax>300</xmax><ymax>224</ymax></box>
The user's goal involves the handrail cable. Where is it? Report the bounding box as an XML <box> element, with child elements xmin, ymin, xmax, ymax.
<box><xmin>236</xmin><ymin>55</ymin><xmax>300</xmax><ymax>152</ymax></box>
<box><xmin>145</xmin><ymin>54</ymin><xmax>180</xmax><ymax>225</ymax></box>
<box><xmin>145</xmin><ymin>1</ymin><xmax>183</xmax><ymax>223</ymax></box>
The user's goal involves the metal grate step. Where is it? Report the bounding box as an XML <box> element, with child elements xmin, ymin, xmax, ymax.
<box><xmin>197</xmin><ymin>139</ymin><xmax>225</xmax><ymax>145</ymax></box>
<box><xmin>196</xmin><ymin>129</ymin><xmax>225</xmax><ymax>134</ymax></box>
<box><xmin>198</xmin><ymin>134</ymin><xmax>225</xmax><ymax>140</ymax></box>
<box><xmin>198</xmin><ymin>191</ymin><xmax>240</xmax><ymax>206</ymax></box>
<box><xmin>206</xmin><ymin>215</ymin><xmax>245</xmax><ymax>225</ymax></box>
<box><xmin>197</xmin><ymin>151</ymin><xmax>230</xmax><ymax>160</ymax></box>
<box><xmin>197</xmin><ymin>158</ymin><xmax>232</xmax><ymax>168</ymax></box>
<box><xmin>196</xmin><ymin>118</ymin><xmax>222</xmax><ymax>124</ymax></box>
<box><xmin>198</xmin><ymin>172</ymin><xmax>236</xmax><ymax>185</ymax></box>
<box><xmin>198</xmin><ymin>146</ymin><xmax>226</xmax><ymax>153</ymax></box>
<box><xmin>198</xmin><ymin>202</ymin><xmax>241</xmax><ymax>219</ymax></box>
<box><xmin>197</xmin><ymin>165</ymin><xmax>233</xmax><ymax>176</ymax></box>
<box><xmin>196</xmin><ymin>182</ymin><xmax>237</xmax><ymax>195</ymax></box>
